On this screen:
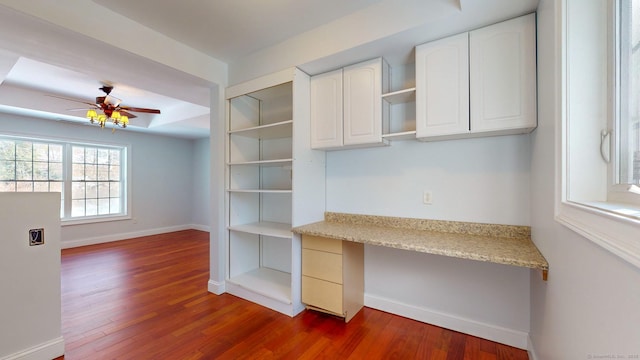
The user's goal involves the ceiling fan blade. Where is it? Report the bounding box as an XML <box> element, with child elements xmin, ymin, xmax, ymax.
<box><xmin>118</xmin><ymin>110</ymin><xmax>137</xmax><ymax>119</ymax></box>
<box><xmin>119</xmin><ymin>106</ymin><xmax>161</xmax><ymax>114</ymax></box>
<box><xmin>67</xmin><ymin>108</ymin><xmax>96</xmax><ymax>112</ymax></box>
<box><xmin>46</xmin><ymin>94</ymin><xmax>97</xmax><ymax>107</ymax></box>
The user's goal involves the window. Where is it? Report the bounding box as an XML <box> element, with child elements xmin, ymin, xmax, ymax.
<box><xmin>614</xmin><ymin>0</ymin><xmax>640</xmax><ymax>193</ymax></box>
<box><xmin>558</xmin><ymin>0</ymin><xmax>640</xmax><ymax>269</ymax></box>
<box><xmin>0</xmin><ymin>135</ymin><xmax>128</xmax><ymax>223</ymax></box>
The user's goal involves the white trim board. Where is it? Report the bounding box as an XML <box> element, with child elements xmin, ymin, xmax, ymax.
<box><xmin>61</xmin><ymin>224</ymin><xmax>209</xmax><ymax>249</ymax></box>
<box><xmin>364</xmin><ymin>294</ymin><xmax>529</xmax><ymax>350</ymax></box>
<box><xmin>0</xmin><ymin>337</ymin><xmax>64</xmax><ymax>360</ymax></box>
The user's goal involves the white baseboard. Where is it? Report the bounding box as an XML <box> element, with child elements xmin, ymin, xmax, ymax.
<box><xmin>191</xmin><ymin>224</ymin><xmax>210</xmax><ymax>232</ymax></box>
<box><xmin>62</xmin><ymin>224</ymin><xmax>208</xmax><ymax>249</ymax></box>
<box><xmin>208</xmin><ymin>279</ymin><xmax>225</xmax><ymax>295</ymax></box>
<box><xmin>528</xmin><ymin>336</ymin><xmax>540</xmax><ymax>360</ymax></box>
<box><xmin>0</xmin><ymin>337</ymin><xmax>64</xmax><ymax>360</ymax></box>
<box><xmin>364</xmin><ymin>294</ymin><xmax>529</xmax><ymax>350</ymax></box>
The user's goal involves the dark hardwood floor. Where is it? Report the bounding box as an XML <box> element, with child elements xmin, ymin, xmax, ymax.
<box><xmin>55</xmin><ymin>229</ymin><xmax>528</xmax><ymax>359</ymax></box>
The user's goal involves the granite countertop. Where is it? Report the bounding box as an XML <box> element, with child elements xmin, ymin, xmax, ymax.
<box><xmin>293</xmin><ymin>212</ymin><xmax>549</xmax><ymax>278</ymax></box>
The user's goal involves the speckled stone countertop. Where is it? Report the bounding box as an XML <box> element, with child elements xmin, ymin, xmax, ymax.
<box><xmin>293</xmin><ymin>212</ymin><xmax>548</xmax><ymax>275</ymax></box>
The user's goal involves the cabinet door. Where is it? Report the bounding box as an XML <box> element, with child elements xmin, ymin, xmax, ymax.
<box><xmin>470</xmin><ymin>13</ymin><xmax>537</xmax><ymax>133</ymax></box>
<box><xmin>343</xmin><ymin>58</ymin><xmax>384</xmax><ymax>146</ymax></box>
<box><xmin>310</xmin><ymin>69</ymin><xmax>343</xmax><ymax>149</ymax></box>
<box><xmin>415</xmin><ymin>33</ymin><xmax>470</xmax><ymax>138</ymax></box>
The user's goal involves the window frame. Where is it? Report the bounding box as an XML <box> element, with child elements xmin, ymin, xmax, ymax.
<box><xmin>0</xmin><ymin>133</ymin><xmax>131</xmax><ymax>226</ymax></box>
<box><xmin>557</xmin><ymin>0</ymin><xmax>640</xmax><ymax>270</ymax></box>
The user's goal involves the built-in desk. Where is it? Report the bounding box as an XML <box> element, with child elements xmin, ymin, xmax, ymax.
<box><xmin>293</xmin><ymin>212</ymin><xmax>548</xmax><ymax>281</ymax></box>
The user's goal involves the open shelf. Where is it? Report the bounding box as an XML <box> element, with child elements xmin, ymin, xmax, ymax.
<box><xmin>227</xmin><ymin>267</ymin><xmax>292</xmax><ymax>304</ymax></box>
<box><xmin>228</xmin><ymin>120</ymin><xmax>293</xmax><ymax>139</ymax></box>
<box><xmin>227</xmin><ymin>189</ymin><xmax>292</xmax><ymax>193</ymax></box>
<box><xmin>382</xmin><ymin>87</ymin><xmax>416</xmax><ymax>104</ymax></box>
<box><xmin>228</xmin><ymin>221</ymin><xmax>292</xmax><ymax>238</ymax></box>
<box><xmin>382</xmin><ymin>130</ymin><xmax>417</xmax><ymax>140</ymax></box>
<box><xmin>228</xmin><ymin>158</ymin><xmax>293</xmax><ymax>167</ymax></box>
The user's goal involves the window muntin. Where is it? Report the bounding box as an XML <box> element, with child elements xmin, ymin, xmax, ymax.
<box><xmin>0</xmin><ymin>135</ymin><xmax>127</xmax><ymax>222</ymax></box>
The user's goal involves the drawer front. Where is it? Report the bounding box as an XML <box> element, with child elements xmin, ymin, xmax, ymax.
<box><xmin>302</xmin><ymin>275</ymin><xmax>343</xmax><ymax>315</ymax></box>
<box><xmin>302</xmin><ymin>249</ymin><xmax>343</xmax><ymax>284</ymax></box>
<box><xmin>302</xmin><ymin>235</ymin><xmax>343</xmax><ymax>254</ymax></box>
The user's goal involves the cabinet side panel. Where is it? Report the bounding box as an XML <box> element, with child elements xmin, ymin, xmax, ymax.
<box><xmin>343</xmin><ymin>241</ymin><xmax>364</xmax><ymax>322</ymax></box>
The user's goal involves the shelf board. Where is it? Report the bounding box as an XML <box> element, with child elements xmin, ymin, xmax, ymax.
<box><xmin>227</xmin><ymin>158</ymin><xmax>293</xmax><ymax>167</ymax></box>
<box><xmin>227</xmin><ymin>189</ymin><xmax>292</xmax><ymax>194</ymax></box>
<box><xmin>228</xmin><ymin>120</ymin><xmax>293</xmax><ymax>139</ymax></box>
<box><xmin>382</xmin><ymin>130</ymin><xmax>417</xmax><ymax>141</ymax></box>
<box><xmin>382</xmin><ymin>88</ymin><xmax>416</xmax><ymax>104</ymax></box>
<box><xmin>228</xmin><ymin>221</ymin><xmax>292</xmax><ymax>238</ymax></box>
<box><xmin>227</xmin><ymin>267</ymin><xmax>292</xmax><ymax>304</ymax></box>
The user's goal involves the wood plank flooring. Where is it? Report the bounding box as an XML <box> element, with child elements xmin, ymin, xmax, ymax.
<box><xmin>55</xmin><ymin>229</ymin><xmax>529</xmax><ymax>359</ymax></box>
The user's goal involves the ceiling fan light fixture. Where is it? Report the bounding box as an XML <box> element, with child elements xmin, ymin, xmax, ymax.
<box><xmin>86</xmin><ymin>109</ymin><xmax>98</xmax><ymax>120</ymax></box>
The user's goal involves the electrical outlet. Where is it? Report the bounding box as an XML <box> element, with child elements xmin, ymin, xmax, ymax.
<box><xmin>423</xmin><ymin>191</ymin><xmax>433</xmax><ymax>205</ymax></box>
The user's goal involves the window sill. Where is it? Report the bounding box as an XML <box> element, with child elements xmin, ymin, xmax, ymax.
<box><xmin>556</xmin><ymin>200</ymin><xmax>640</xmax><ymax>269</ymax></box>
<box><xmin>62</xmin><ymin>214</ymin><xmax>131</xmax><ymax>226</ymax></box>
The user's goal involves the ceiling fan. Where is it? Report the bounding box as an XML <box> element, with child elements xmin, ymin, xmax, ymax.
<box><xmin>60</xmin><ymin>85</ymin><xmax>161</xmax><ymax>120</ymax></box>
<box><xmin>47</xmin><ymin>85</ymin><xmax>161</xmax><ymax>130</ymax></box>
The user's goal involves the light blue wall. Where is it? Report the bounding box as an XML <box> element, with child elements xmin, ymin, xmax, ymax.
<box><xmin>0</xmin><ymin>113</ymin><xmax>209</xmax><ymax>246</ymax></box>
<box><xmin>529</xmin><ymin>1</ymin><xmax>640</xmax><ymax>359</ymax></box>
<box><xmin>326</xmin><ymin>134</ymin><xmax>532</xmax><ymax>347</ymax></box>
<box><xmin>192</xmin><ymin>137</ymin><xmax>210</xmax><ymax>230</ymax></box>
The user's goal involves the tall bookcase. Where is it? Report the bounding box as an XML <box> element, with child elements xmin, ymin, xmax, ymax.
<box><xmin>225</xmin><ymin>68</ymin><xmax>325</xmax><ymax>316</ymax></box>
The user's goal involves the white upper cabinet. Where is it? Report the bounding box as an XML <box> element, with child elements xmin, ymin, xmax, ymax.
<box><xmin>310</xmin><ymin>58</ymin><xmax>389</xmax><ymax>150</ymax></box>
<box><xmin>416</xmin><ymin>32</ymin><xmax>470</xmax><ymax>138</ymax></box>
<box><xmin>470</xmin><ymin>13</ymin><xmax>537</xmax><ymax>134</ymax></box>
<box><xmin>416</xmin><ymin>13</ymin><xmax>537</xmax><ymax>141</ymax></box>
<box><xmin>310</xmin><ymin>69</ymin><xmax>343</xmax><ymax>149</ymax></box>
<box><xmin>343</xmin><ymin>58</ymin><xmax>388</xmax><ymax>146</ymax></box>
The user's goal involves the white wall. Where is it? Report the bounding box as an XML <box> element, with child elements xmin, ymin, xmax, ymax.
<box><xmin>326</xmin><ymin>135</ymin><xmax>533</xmax><ymax>347</ymax></box>
<box><xmin>0</xmin><ymin>113</ymin><xmax>206</xmax><ymax>247</ymax></box>
<box><xmin>0</xmin><ymin>192</ymin><xmax>64</xmax><ymax>359</ymax></box>
<box><xmin>529</xmin><ymin>1</ymin><xmax>640</xmax><ymax>359</ymax></box>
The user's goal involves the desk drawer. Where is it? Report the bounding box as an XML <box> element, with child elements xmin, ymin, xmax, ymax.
<box><xmin>302</xmin><ymin>249</ymin><xmax>343</xmax><ymax>283</ymax></box>
<box><xmin>302</xmin><ymin>275</ymin><xmax>343</xmax><ymax>315</ymax></box>
<box><xmin>302</xmin><ymin>235</ymin><xmax>343</xmax><ymax>254</ymax></box>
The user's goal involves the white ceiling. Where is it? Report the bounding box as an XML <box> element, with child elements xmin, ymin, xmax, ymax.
<box><xmin>93</xmin><ymin>0</ymin><xmax>386</xmax><ymax>63</ymax></box>
<box><xmin>0</xmin><ymin>0</ymin><xmax>539</xmax><ymax>139</ymax></box>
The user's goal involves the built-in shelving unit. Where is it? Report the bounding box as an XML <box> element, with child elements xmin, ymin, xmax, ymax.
<box><xmin>225</xmin><ymin>68</ymin><xmax>326</xmax><ymax>317</ymax></box>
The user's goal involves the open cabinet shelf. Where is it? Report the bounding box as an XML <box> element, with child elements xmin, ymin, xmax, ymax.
<box><xmin>228</xmin><ymin>120</ymin><xmax>293</xmax><ymax>139</ymax></box>
<box><xmin>227</xmin><ymin>159</ymin><xmax>293</xmax><ymax>167</ymax></box>
<box><xmin>228</xmin><ymin>221</ymin><xmax>292</xmax><ymax>238</ymax></box>
<box><xmin>227</xmin><ymin>267</ymin><xmax>292</xmax><ymax>304</ymax></box>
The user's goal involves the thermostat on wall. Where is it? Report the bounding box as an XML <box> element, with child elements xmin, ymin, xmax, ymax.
<box><xmin>29</xmin><ymin>228</ymin><xmax>44</xmax><ymax>246</ymax></box>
